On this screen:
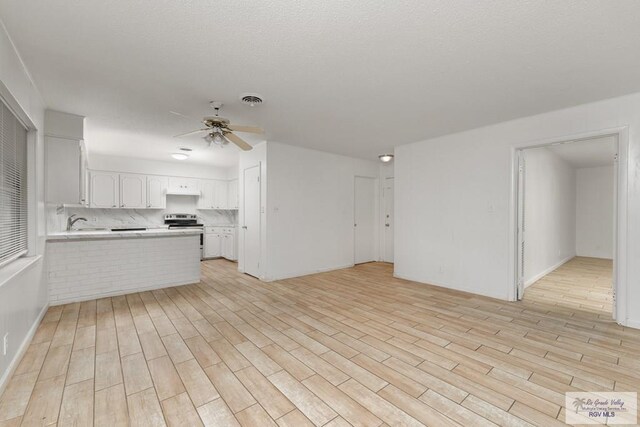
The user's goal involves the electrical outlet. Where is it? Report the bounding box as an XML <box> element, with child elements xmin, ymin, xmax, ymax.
<box><xmin>2</xmin><ymin>333</ymin><xmax>7</xmax><ymax>356</ymax></box>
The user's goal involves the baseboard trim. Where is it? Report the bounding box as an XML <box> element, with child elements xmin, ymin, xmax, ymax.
<box><xmin>524</xmin><ymin>255</ymin><xmax>574</xmax><ymax>288</ymax></box>
<box><xmin>0</xmin><ymin>302</ymin><xmax>49</xmax><ymax>397</ymax></box>
<box><xmin>265</xmin><ymin>263</ymin><xmax>355</xmax><ymax>282</ymax></box>
<box><xmin>622</xmin><ymin>318</ymin><xmax>640</xmax><ymax>329</ymax></box>
<box><xmin>392</xmin><ymin>272</ymin><xmax>508</xmax><ymax>301</ymax></box>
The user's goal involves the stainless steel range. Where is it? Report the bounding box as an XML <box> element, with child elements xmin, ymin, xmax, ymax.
<box><xmin>164</xmin><ymin>214</ymin><xmax>204</xmax><ymax>259</ymax></box>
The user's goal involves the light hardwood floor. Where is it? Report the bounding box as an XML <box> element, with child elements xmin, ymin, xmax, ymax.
<box><xmin>0</xmin><ymin>259</ymin><xmax>638</xmax><ymax>426</ymax></box>
<box><xmin>524</xmin><ymin>257</ymin><xmax>613</xmax><ymax>317</ymax></box>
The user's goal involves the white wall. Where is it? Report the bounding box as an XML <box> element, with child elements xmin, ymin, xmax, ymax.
<box><xmin>264</xmin><ymin>142</ymin><xmax>379</xmax><ymax>281</ymax></box>
<box><xmin>576</xmin><ymin>165</ymin><xmax>614</xmax><ymax>259</ymax></box>
<box><xmin>0</xmin><ymin>22</ymin><xmax>47</xmax><ymax>389</ymax></box>
<box><xmin>523</xmin><ymin>148</ymin><xmax>576</xmax><ymax>286</ymax></box>
<box><xmin>395</xmin><ymin>91</ymin><xmax>640</xmax><ymax>328</ymax></box>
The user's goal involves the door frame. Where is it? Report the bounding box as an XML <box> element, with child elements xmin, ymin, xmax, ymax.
<box><xmin>353</xmin><ymin>175</ymin><xmax>379</xmax><ymax>265</ymax></box>
<box><xmin>509</xmin><ymin>126</ymin><xmax>628</xmax><ymax>325</ymax></box>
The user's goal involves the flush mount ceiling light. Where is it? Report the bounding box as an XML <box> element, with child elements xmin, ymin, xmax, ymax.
<box><xmin>378</xmin><ymin>154</ymin><xmax>394</xmax><ymax>163</ymax></box>
<box><xmin>171</xmin><ymin>152</ymin><xmax>189</xmax><ymax>160</ymax></box>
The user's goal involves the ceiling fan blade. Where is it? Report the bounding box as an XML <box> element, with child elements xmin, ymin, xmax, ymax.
<box><xmin>173</xmin><ymin>128</ymin><xmax>209</xmax><ymax>138</ymax></box>
<box><xmin>170</xmin><ymin>110</ymin><xmax>202</xmax><ymax>122</ymax></box>
<box><xmin>226</xmin><ymin>124</ymin><xmax>264</xmax><ymax>134</ymax></box>
<box><xmin>224</xmin><ymin>132</ymin><xmax>253</xmax><ymax>151</ymax></box>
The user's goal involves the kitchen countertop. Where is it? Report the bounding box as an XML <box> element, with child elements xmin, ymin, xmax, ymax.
<box><xmin>47</xmin><ymin>228</ymin><xmax>202</xmax><ymax>242</ymax></box>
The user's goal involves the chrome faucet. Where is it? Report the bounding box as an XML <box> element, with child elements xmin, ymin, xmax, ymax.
<box><xmin>66</xmin><ymin>214</ymin><xmax>88</xmax><ymax>231</ymax></box>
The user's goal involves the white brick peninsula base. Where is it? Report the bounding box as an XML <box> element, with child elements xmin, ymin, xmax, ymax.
<box><xmin>46</xmin><ymin>232</ymin><xmax>201</xmax><ymax>304</ymax></box>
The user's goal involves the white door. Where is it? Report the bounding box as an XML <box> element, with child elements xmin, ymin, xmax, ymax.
<box><xmin>120</xmin><ymin>174</ymin><xmax>147</xmax><ymax>209</ymax></box>
<box><xmin>354</xmin><ymin>176</ymin><xmax>377</xmax><ymax>264</ymax></box>
<box><xmin>147</xmin><ymin>175</ymin><xmax>168</xmax><ymax>209</ymax></box>
<box><xmin>243</xmin><ymin>165</ymin><xmax>261</xmax><ymax>277</ymax></box>
<box><xmin>383</xmin><ymin>178</ymin><xmax>394</xmax><ymax>263</ymax></box>
<box><xmin>89</xmin><ymin>171</ymin><xmax>119</xmax><ymax>208</ymax></box>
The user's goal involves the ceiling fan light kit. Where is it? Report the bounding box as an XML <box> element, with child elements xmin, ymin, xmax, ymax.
<box><xmin>172</xmin><ymin>101</ymin><xmax>262</xmax><ymax>151</ymax></box>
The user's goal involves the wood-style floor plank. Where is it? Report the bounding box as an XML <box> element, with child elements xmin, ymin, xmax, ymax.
<box><xmin>0</xmin><ymin>257</ymin><xmax>635</xmax><ymax>426</ymax></box>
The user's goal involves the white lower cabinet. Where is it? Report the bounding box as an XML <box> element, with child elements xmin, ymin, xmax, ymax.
<box><xmin>204</xmin><ymin>227</ymin><xmax>237</xmax><ymax>260</ymax></box>
<box><xmin>222</xmin><ymin>233</ymin><xmax>235</xmax><ymax>260</ymax></box>
<box><xmin>204</xmin><ymin>233</ymin><xmax>222</xmax><ymax>258</ymax></box>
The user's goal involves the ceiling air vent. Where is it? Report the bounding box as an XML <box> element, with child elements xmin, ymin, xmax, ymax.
<box><xmin>239</xmin><ymin>93</ymin><xmax>264</xmax><ymax>107</ymax></box>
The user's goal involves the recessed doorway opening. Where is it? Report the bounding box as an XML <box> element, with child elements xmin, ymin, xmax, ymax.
<box><xmin>511</xmin><ymin>128</ymin><xmax>629</xmax><ymax>324</ymax></box>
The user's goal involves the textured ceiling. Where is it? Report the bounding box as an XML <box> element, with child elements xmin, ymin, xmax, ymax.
<box><xmin>547</xmin><ymin>135</ymin><xmax>617</xmax><ymax>168</ymax></box>
<box><xmin>1</xmin><ymin>0</ymin><xmax>640</xmax><ymax>166</ymax></box>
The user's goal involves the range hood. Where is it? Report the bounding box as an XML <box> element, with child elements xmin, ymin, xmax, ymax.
<box><xmin>166</xmin><ymin>189</ymin><xmax>201</xmax><ymax>196</ymax></box>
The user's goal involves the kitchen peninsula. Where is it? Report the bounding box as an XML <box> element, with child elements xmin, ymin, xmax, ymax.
<box><xmin>46</xmin><ymin>228</ymin><xmax>201</xmax><ymax>304</ymax></box>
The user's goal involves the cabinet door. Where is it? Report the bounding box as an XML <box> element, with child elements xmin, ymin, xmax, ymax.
<box><xmin>89</xmin><ymin>171</ymin><xmax>119</xmax><ymax>208</ymax></box>
<box><xmin>222</xmin><ymin>234</ymin><xmax>236</xmax><ymax>260</ymax></box>
<box><xmin>147</xmin><ymin>176</ymin><xmax>168</xmax><ymax>209</ymax></box>
<box><xmin>120</xmin><ymin>174</ymin><xmax>147</xmax><ymax>208</ymax></box>
<box><xmin>45</xmin><ymin>136</ymin><xmax>82</xmax><ymax>204</ymax></box>
<box><xmin>204</xmin><ymin>233</ymin><xmax>222</xmax><ymax>258</ymax></box>
<box><xmin>169</xmin><ymin>177</ymin><xmax>200</xmax><ymax>194</ymax></box>
<box><xmin>227</xmin><ymin>180</ymin><xmax>238</xmax><ymax>209</ymax></box>
<box><xmin>198</xmin><ymin>180</ymin><xmax>216</xmax><ymax>209</ymax></box>
<box><xmin>214</xmin><ymin>180</ymin><xmax>228</xmax><ymax>209</ymax></box>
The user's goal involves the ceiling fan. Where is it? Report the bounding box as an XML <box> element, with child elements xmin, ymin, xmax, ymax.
<box><xmin>172</xmin><ymin>101</ymin><xmax>262</xmax><ymax>151</ymax></box>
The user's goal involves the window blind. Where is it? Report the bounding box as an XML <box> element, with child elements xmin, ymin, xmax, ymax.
<box><xmin>0</xmin><ymin>99</ymin><xmax>28</xmax><ymax>267</ymax></box>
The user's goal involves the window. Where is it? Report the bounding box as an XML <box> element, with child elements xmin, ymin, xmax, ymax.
<box><xmin>0</xmin><ymin>99</ymin><xmax>28</xmax><ymax>267</ymax></box>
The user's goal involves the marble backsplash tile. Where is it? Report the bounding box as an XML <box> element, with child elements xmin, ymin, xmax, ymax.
<box><xmin>47</xmin><ymin>197</ymin><xmax>237</xmax><ymax>233</ymax></box>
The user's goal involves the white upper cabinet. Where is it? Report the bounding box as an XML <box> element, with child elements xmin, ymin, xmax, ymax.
<box><xmin>45</xmin><ymin>111</ymin><xmax>87</xmax><ymax>205</ymax></box>
<box><xmin>214</xmin><ymin>180</ymin><xmax>228</xmax><ymax>209</ymax></box>
<box><xmin>46</xmin><ymin>136</ymin><xmax>86</xmax><ymax>205</ymax></box>
<box><xmin>198</xmin><ymin>179</ymin><xmax>228</xmax><ymax>210</ymax></box>
<box><xmin>119</xmin><ymin>174</ymin><xmax>147</xmax><ymax>209</ymax></box>
<box><xmin>87</xmin><ymin>170</ymin><xmax>237</xmax><ymax>210</ymax></box>
<box><xmin>168</xmin><ymin>177</ymin><xmax>199</xmax><ymax>194</ymax></box>
<box><xmin>198</xmin><ymin>180</ymin><xmax>216</xmax><ymax>209</ymax></box>
<box><xmin>89</xmin><ymin>171</ymin><xmax>119</xmax><ymax>208</ymax></box>
<box><xmin>227</xmin><ymin>179</ymin><xmax>238</xmax><ymax>210</ymax></box>
<box><xmin>90</xmin><ymin>172</ymin><xmax>168</xmax><ymax>209</ymax></box>
<box><xmin>147</xmin><ymin>175</ymin><xmax>168</xmax><ymax>209</ymax></box>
